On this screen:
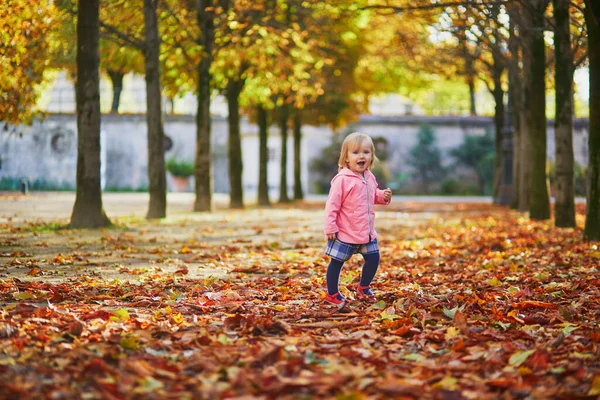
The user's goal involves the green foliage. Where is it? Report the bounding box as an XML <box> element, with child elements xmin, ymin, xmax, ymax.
<box><xmin>478</xmin><ymin>152</ymin><xmax>496</xmax><ymax>195</ymax></box>
<box><xmin>166</xmin><ymin>158</ymin><xmax>194</xmax><ymax>177</ymax></box>
<box><xmin>450</xmin><ymin>130</ymin><xmax>495</xmax><ymax>170</ymax></box>
<box><xmin>439</xmin><ymin>178</ymin><xmax>460</xmax><ymax>195</ymax></box>
<box><xmin>371</xmin><ymin>162</ymin><xmax>391</xmax><ymax>189</ymax></box>
<box><xmin>310</xmin><ymin>133</ymin><xmax>344</xmax><ymax>194</ymax></box>
<box><xmin>450</xmin><ymin>129</ymin><xmax>495</xmax><ymax>194</ymax></box>
<box><xmin>408</xmin><ymin>124</ymin><xmax>445</xmax><ymax>193</ymax></box>
<box><xmin>1</xmin><ymin>2</ymin><xmax>56</xmax><ymax>127</ymax></box>
<box><xmin>439</xmin><ymin>178</ymin><xmax>480</xmax><ymax>196</ymax></box>
<box><xmin>0</xmin><ymin>177</ymin><xmax>73</xmax><ymax>192</ymax></box>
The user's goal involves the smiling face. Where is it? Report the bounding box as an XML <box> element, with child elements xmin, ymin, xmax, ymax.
<box><xmin>346</xmin><ymin>141</ymin><xmax>373</xmax><ymax>176</ymax></box>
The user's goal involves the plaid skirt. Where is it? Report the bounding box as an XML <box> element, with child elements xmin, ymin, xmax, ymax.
<box><xmin>325</xmin><ymin>238</ymin><xmax>379</xmax><ymax>262</ymax></box>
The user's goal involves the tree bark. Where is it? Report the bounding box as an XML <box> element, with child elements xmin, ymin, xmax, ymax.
<box><xmin>293</xmin><ymin>110</ymin><xmax>303</xmax><ymax>200</ymax></box>
<box><xmin>492</xmin><ymin>64</ymin><xmax>505</xmax><ymax>202</ymax></box>
<box><xmin>70</xmin><ymin>0</ymin><xmax>111</xmax><ymax>229</ymax></box>
<box><xmin>518</xmin><ymin>23</ymin><xmax>532</xmax><ymax>213</ymax></box>
<box><xmin>459</xmin><ymin>30</ymin><xmax>477</xmax><ymax>116</ymax></box>
<box><xmin>144</xmin><ymin>0</ymin><xmax>167</xmax><ymax>219</ymax></box>
<box><xmin>508</xmin><ymin>3</ymin><xmax>521</xmax><ymax>209</ymax></box>
<box><xmin>553</xmin><ymin>0</ymin><xmax>576</xmax><ymax>227</ymax></box>
<box><xmin>528</xmin><ymin>0</ymin><xmax>551</xmax><ymax>220</ymax></box>
<box><xmin>279</xmin><ymin>105</ymin><xmax>290</xmax><ymax>203</ymax></box>
<box><xmin>584</xmin><ymin>0</ymin><xmax>600</xmax><ymax>240</ymax></box>
<box><xmin>108</xmin><ymin>70</ymin><xmax>124</xmax><ymax>114</ymax></box>
<box><xmin>516</xmin><ymin>4</ymin><xmax>533</xmax><ymax>212</ymax></box>
<box><xmin>491</xmin><ymin>3</ymin><xmax>505</xmax><ymax>202</ymax></box>
<box><xmin>257</xmin><ymin>106</ymin><xmax>270</xmax><ymax>206</ymax></box>
<box><xmin>194</xmin><ymin>0</ymin><xmax>220</xmax><ymax>212</ymax></box>
<box><xmin>227</xmin><ymin>78</ymin><xmax>245</xmax><ymax>209</ymax></box>
<box><xmin>468</xmin><ymin>72</ymin><xmax>477</xmax><ymax>117</ymax></box>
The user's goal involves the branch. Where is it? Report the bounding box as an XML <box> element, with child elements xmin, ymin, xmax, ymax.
<box><xmin>478</xmin><ymin>71</ymin><xmax>494</xmax><ymax>94</ymax></box>
<box><xmin>574</xmin><ymin>52</ymin><xmax>588</xmax><ymax>69</ymax></box>
<box><xmin>358</xmin><ymin>0</ymin><xmax>515</xmax><ymax>13</ymax></box>
<box><xmin>99</xmin><ymin>20</ymin><xmax>145</xmax><ymax>51</ymax></box>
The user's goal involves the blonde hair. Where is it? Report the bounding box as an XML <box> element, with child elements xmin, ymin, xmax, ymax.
<box><xmin>337</xmin><ymin>132</ymin><xmax>377</xmax><ymax>172</ymax></box>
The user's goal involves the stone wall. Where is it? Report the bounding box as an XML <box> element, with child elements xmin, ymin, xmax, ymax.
<box><xmin>0</xmin><ymin>113</ymin><xmax>589</xmax><ymax>194</ymax></box>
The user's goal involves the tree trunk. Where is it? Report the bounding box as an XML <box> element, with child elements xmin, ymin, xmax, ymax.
<box><xmin>553</xmin><ymin>0</ymin><xmax>576</xmax><ymax>227</ymax></box>
<box><xmin>528</xmin><ymin>0</ymin><xmax>551</xmax><ymax>220</ymax></box>
<box><xmin>293</xmin><ymin>110</ymin><xmax>303</xmax><ymax>200</ymax></box>
<box><xmin>468</xmin><ymin>73</ymin><xmax>477</xmax><ymax>117</ymax></box>
<box><xmin>193</xmin><ymin>0</ymin><xmax>219</xmax><ymax>212</ymax></box>
<box><xmin>108</xmin><ymin>70</ymin><xmax>124</xmax><ymax>114</ymax></box>
<box><xmin>70</xmin><ymin>0</ymin><xmax>111</xmax><ymax>229</ymax></box>
<box><xmin>279</xmin><ymin>105</ymin><xmax>290</xmax><ymax>203</ymax></box>
<box><xmin>460</xmin><ymin>32</ymin><xmax>477</xmax><ymax>116</ymax></box>
<box><xmin>492</xmin><ymin>65</ymin><xmax>505</xmax><ymax>202</ymax></box>
<box><xmin>584</xmin><ymin>0</ymin><xmax>600</xmax><ymax>240</ymax></box>
<box><xmin>144</xmin><ymin>0</ymin><xmax>166</xmax><ymax>219</ymax></box>
<box><xmin>227</xmin><ymin>78</ymin><xmax>244</xmax><ymax>209</ymax></box>
<box><xmin>508</xmin><ymin>3</ymin><xmax>521</xmax><ymax>209</ymax></box>
<box><xmin>257</xmin><ymin>106</ymin><xmax>270</xmax><ymax>206</ymax></box>
<box><xmin>518</xmin><ymin>16</ymin><xmax>533</xmax><ymax>213</ymax></box>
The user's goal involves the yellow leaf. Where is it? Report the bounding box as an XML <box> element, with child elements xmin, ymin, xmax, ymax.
<box><xmin>432</xmin><ymin>376</ymin><xmax>458</xmax><ymax>390</ymax></box>
<box><xmin>12</xmin><ymin>292</ymin><xmax>34</xmax><ymax>300</ymax></box>
<box><xmin>180</xmin><ymin>246</ymin><xmax>191</xmax><ymax>254</ymax></box>
<box><xmin>445</xmin><ymin>326</ymin><xmax>460</xmax><ymax>340</ymax></box>
<box><xmin>488</xmin><ymin>277</ymin><xmax>502</xmax><ymax>287</ymax></box>
<box><xmin>172</xmin><ymin>313</ymin><xmax>184</xmax><ymax>325</ymax></box>
<box><xmin>110</xmin><ymin>308</ymin><xmax>130</xmax><ymax>322</ymax></box>
<box><xmin>589</xmin><ymin>375</ymin><xmax>600</xmax><ymax>396</ymax></box>
<box><xmin>509</xmin><ymin>349</ymin><xmax>535</xmax><ymax>366</ymax></box>
<box><xmin>120</xmin><ymin>335</ymin><xmax>140</xmax><ymax>350</ymax></box>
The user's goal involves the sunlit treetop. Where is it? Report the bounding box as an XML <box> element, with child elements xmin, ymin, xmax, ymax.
<box><xmin>1</xmin><ymin>1</ymin><xmax>56</xmax><ymax>128</ymax></box>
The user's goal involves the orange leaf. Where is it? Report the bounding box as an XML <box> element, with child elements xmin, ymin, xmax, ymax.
<box><xmin>512</xmin><ymin>301</ymin><xmax>558</xmax><ymax>310</ymax></box>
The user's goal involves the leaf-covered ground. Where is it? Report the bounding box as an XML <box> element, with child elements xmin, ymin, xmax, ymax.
<box><xmin>0</xmin><ymin>196</ymin><xmax>599</xmax><ymax>399</ymax></box>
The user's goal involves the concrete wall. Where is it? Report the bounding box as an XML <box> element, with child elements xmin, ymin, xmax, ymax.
<box><xmin>0</xmin><ymin>113</ymin><xmax>589</xmax><ymax>194</ymax></box>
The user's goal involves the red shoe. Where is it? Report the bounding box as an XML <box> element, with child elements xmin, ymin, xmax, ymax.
<box><xmin>356</xmin><ymin>285</ymin><xmax>377</xmax><ymax>302</ymax></box>
<box><xmin>325</xmin><ymin>292</ymin><xmax>348</xmax><ymax>309</ymax></box>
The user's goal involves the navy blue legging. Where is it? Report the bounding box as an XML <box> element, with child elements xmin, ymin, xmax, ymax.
<box><xmin>326</xmin><ymin>252</ymin><xmax>380</xmax><ymax>295</ymax></box>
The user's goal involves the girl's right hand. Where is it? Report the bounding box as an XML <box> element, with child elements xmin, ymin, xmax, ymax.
<box><xmin>326</xmin><ymin>233</ymin><xmax>337</xmax><ymax>241</ymax></box>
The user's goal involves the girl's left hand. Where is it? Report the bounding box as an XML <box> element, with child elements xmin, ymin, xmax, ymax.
<box><xmin>383</xmin><ymin>188</ymin><xmax>392</xmax><ymax>202</ymax></box>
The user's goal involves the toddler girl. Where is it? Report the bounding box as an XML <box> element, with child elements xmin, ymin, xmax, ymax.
<box><xmin>324</xmin><ymin>132</ymin><xmax>392</xmax><ymax>308</ymax></box>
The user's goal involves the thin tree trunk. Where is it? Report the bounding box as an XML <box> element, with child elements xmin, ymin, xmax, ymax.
<box><xmin>468</xmin><ymin>73</ymin><xmax>477</xmax><ymax>116</ymax></box>
<box><xmin>508</xmin><ymin>3</ymin><xmax>521</xmax><ymax>209</ymax></box>
<box><xmin>529</xmin><ymin>0</ymin><xmax>551</xmax><ymax>220</ymax></box>
<box><xmin>459</xmin><ymin>31</ymin><xmax>477</xmax><ymax>116</ymax></box>
<box><xmin>144</xmin><ymin>0</ymin><xmax>166</xmax><ymax>219</ymax></box>
<box><xmin>492</xmin><ymin>68</ymin><xmax>505</xmax><ymax>202</ymax></box>
<box><xmin>553</xmin><ymin>0</ymin><xmax>576</xmax><ymax>227</ymax></box>
<box><xmin>227</xmin><ymin>78</ymin><xmax>245</xmax><ymax>209</ymax></box>
<box><xmin>293</xmin><ymin>110</ymin><xmax>303</xmax><ymax>200</ymax></box>
<box><xmin>70</xmin><ymin>0</ymin><xmax>111</xmax><ymax>229</ymax></box>
<box><xmin>108</xmin><ymin>70</ymin><xmax>124</xmax><ymax>114</ymax></box>
<box><xmin>584</xmin><ymin>0</ymin><xmax>600</xmax><ymax>240</ymax></box>
<box><xmin>519</xmin><ymin>4</ymin><xmax>533</xmax><ymax>212</ymax></box>
<box><xmin>257</xmin><ymin>106</ymin><xmax>270</xmax><ymax>206</ymax></box>
<box><xmin>279</xmin><ymin>105</ymin><xmax>290</xmax><ymax>203</ymax></box>
<box><xmin>194</xmin><ymin>0</ymin><xmax>219</xmax><ymax>212</ymax></box>
<box><xmin>491</xmin><ymin>3</ymin><xmax>505</xmax><ymax>202</ymax></box>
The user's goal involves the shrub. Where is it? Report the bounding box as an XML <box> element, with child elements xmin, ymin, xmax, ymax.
<box><xmin>440</xmin><ymin>178</ymin><xmax>460</xmax><ymax>195</ymax></box>
<box><xmin>166</xmin><ymin>158</ymin><xmax>194</xmax><ymax>177</ymax></box>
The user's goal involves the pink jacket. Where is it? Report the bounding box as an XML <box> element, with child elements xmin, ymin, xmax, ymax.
<box><xmin>324</xmin><ymin>168</ymin><xmax>390</xmax><ymax>244</ymax></box>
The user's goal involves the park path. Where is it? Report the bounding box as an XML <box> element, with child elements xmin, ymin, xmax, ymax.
<box><xmin>0</xmin><ymin>192</ymin><xmax>495</xmax><ymax>284</ymax></box>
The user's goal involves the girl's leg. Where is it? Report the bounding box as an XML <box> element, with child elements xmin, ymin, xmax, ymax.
<box><xmin>326</xmin><ymin>258</ymin><xmax>345</xmax><ymax>295</ymax></box>
<box><xmin>360</xmin><ymin>251</ymin><xmax>380</xmax><ymax>287</ymax></box>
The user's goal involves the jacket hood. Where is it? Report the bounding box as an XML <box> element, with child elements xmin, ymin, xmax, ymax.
<box><xmin>338</xmin><ymin>167</ymin><xmax>374</xmax><ymax>179</ymax></box>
